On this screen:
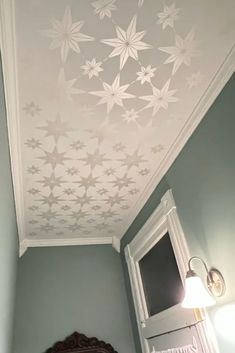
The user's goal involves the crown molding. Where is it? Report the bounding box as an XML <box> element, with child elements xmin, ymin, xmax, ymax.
<box><xmin>0</xmin><ymin>0</ymin><xmax>26</xmax><ymax>254</ymax></box>
<box><xmin>21</xmin><ymin>236</ymin><xmax>113</xmax><ymax>255</ymax></box>
<box><xmin>119</xmin><ymin>44</ymin><xmax>235</xmax><ymax>240</ymax></box>
<box><xmin>112</xmin><ymin>236</ymin><xmax>120</xmax><ymax>253</ymax></box>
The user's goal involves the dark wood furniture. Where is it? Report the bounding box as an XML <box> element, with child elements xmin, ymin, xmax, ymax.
<box><xmin>44</xmin><ymin>331</ymin><xmax>118</xmax><ymax>353</ymax></box>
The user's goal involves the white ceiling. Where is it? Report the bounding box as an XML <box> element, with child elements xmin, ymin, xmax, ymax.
<box><xmin>0</xmin><ymin>0</ymin><xmax>235</xmax><ymax>253</ymax></box>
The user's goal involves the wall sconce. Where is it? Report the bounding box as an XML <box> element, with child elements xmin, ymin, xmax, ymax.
<box><xmin>182</xmin><ymin>256</ymin><xmax>225</xmax><ymax>308</ymax></box>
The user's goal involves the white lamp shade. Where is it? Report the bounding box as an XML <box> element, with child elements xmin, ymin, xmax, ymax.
<box><xmin>182</xmin><ymin>275</ymin><xmax>216</xmax><ymax>308</ymax></box>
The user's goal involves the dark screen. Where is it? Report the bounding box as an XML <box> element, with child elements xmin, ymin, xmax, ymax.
<box><xmin>139</xmin><ymin>233</ymin><xmax>184</xmax><ymax>317</ymax></box>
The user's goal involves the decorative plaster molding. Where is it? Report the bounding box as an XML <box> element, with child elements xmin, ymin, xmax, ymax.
<box><xmin>119</xmin><ymin>45</ymin><xmax>235</xmax><ymax>239</ymax></box>
<box><xmin>25</xmin><ymin>237</ymin><xmax>113</xmax><ymax>248</ymax></box>
<box><xmin>0</xmin><ymin>0</ymin><xmax>26</xmax><ymax>254</ymax></box>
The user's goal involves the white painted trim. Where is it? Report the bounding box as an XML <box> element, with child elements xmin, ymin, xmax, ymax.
<box><xmin>112</xmin><ymin>236</ymin><xmax>121</xmax><ymax>252</ymax></box>
<box><xmin>0</xmin><ymin>0</ymin><xmax>26</xmax><ymax>255</ymax></box>
<box><xmin>118</xmin><ymin>45</ymin><xmax>235</xmax><ymax>240</ymax></box>
<box><xmin>25</xmin><ymin>237</ymin><xmax>113</xmax><ymax>248</ymax></box>
<box><xmin>125</xmin><ymin>190</ymin><xmax>216</xmax><ymax>353</ymax></box>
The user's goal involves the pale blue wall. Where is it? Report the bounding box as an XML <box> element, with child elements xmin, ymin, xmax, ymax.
<box><xmin>13</xmin><ymin>245</ymin><xmax>136</xmax><ymax>353</ymax></box>
<box><xmin>0</xmin><ymin>55</ymin><xmax>19</xmax><ymax>353</ymax></box>
<box><xmin>121</xmin><ymin>74</ymin><xmax>235</xmax><ymax>353</ymax></box>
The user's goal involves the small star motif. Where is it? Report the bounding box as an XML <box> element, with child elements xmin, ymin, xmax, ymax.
<box><xmin>27</xmin><ymin>188</ymin><xmax>40</xmax><ymax>195</ymax></box>
<box><xmin>23</xmin><ymin>101</ymin><xmax>41</xmax><ymax>117</ymax></box>
<box><xmin>68</xmin><ymin>223</ymin><xmax>84</xmax><ymax>232</ymax></box>
<box><xmin>70</xmin><ymin>140</ymin><xmax>86</xmax><ymax>151</ymax></box>
<box><xmin>105</xmin><ymin>168</ymin><xmax>116</xmax><ymax>176</ymax></box>
<box><xmin>96</xmin><ymin>222</ymin><xmax>109</xmax><ymax>231</ymax></box>
<box><xmin>139</xmin><ymin>168</ymin><xmax>150</xmax><ymax>176</ymax></box>
<box><xmin>92</xmin><ymin>205</ymin><xmax>101</xmax><ymax>211</ymax></box>
<box><xmin>61</xmin><ymin>205</ymin><xmax>71</xmax><ymax>211</ymax></box>
<box><xmin>98</xmin><ymin>188</ymin><xmax>108</xmax><ymax>195</ymax></box>
<box><xmin>40</xmin><ymin>223</ymin><xmax>55</xmax><ymax>233</ymax></box>
<box><xmin>99</xmin><ymin>209</ymin><xmax>117</xmax><ymax>220</ymax></box>
<box><xmin>29</xmin><ymin>219</ymin><xmax>38</xmax><ymax>224</ymax></box>
<box><xmin>39</xmin><ymin>210</ymin><xmax>59</xmax><ymax>221</ymax></box>
<box><xmin>28</xmin><ymin>205</ymin><xmax>39</xmax><ymax>211</ymax></box>
<box><xmin>25</xmin><ymin>138</ymin><xmax>42</xmax><ymax>149</ymax></box>
<box><xmin>70</xmin><ymin>210</ymin><xmax>89</xmax><ymax>221</ymax></box>
<box><xmin>27</xmin><ymin>165</ymin><xmax>40</xmax><ymax>175</ymax></box>
<box><xmin>66</xmin><ymin>167</ymin><xmax>79</xmax><ymax>176</ymax></box>
<box><xmin>151</xmin><ymin>144</ymin><xmax>164</xmax><ymax>153</ymax></box>
<box><xmin>63</xmin><ymin>188</ymin><xmax>75</xmax><ymax>195</ymax></box>
<box><xmin>113</xmin><ymin>143</ymin><xmax>125</xmax><ymax>152</ymax></box>
<box><xmin>129</xmin><ymin>188</ymin><xmax>140</xmax><ymax>195</ymax></box>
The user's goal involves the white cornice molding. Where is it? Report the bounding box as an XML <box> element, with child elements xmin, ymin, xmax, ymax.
<box><xmin>24</xmin><ymin>237</ymin><xmax>113</xmax><ymax>250</ymax></box>
<box><xmin>112</xmin><ymin>236</ymin><xmax>120</xmax><ymax>252</ymax></box>
<box><xmin>119</xmin><ymin>44</ymin><xmax>235</xmax><ymax>240</ymax></box>
<box><xmin>0</xmin><ymin>0</ymin><xmax>26</xmax><ymax>255</ymax></box>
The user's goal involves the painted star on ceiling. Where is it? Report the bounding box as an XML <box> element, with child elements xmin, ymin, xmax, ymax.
<box><xmin>159</xmin><ymin>28</ymin><xmax>199</xmax><ymax>75</ymax></box>
<box><xmin>120</xmin><ymin>150</ymin><xmax>146</xmax><ymax>170</ymax></box>
<box><xmin>157</xmin><ymin>3</ymin><xmax>180</xmax><ymax>30</ymax></box>
<box><xmin>73</xmin><ymin>194</ymin><xmax>95</xmax><ymax>207</ymax></box>
<box><xmin>38</xmin><ymin>115</ymin><xmax>72</xmax><ymax>142</ymax></box>
<box><xmin>92</xmin><ymin>0</ymin><xmax>117</xmax><ymax>20</ymax></box>
<box><xmin>38</xmin><ymin>210</ymin><xmax>60</xmax><ymax>221</ymax></box>
<box><xmin>38</xmin><ymin>147</ymin><xmax>70</xmax><ymax>169</ymax></box>
<box><xmin>101</xmin><ymin>15</ymin><xmax>152</xmax><ymax>70</ymax></box>
<box><xmin>111</xmin><ymin>174</ymin><xmax>135</xmax><ymax>190</ymax></box>
<box><xmin>140</xmin><ymin>79</ymin><xmax>178</xmax><ymax>115</ymax></box>
<box><xmin>37</xmin><ymin>173</ymin><xmax>66</xmax><ymax>190</ymax></box>
<box><xmin>105</xmin><ymin>193</ymin><xmax>126</xmax><ymax>207</ymax></box>
<box><xmin>99</xmin><ymin>209</ymin><xmax>117</xmax><ymax>219</ymax></box>
<box><xmin>37</xmin><ymin>192</ymin><xmax>64</xmax><ymax>207</ymax></box>
<box><xmin>79</xmin><ymin>149</ymin><xmax>109</xmax><ymax>169</ymax></box>
<box><xmin>42</xmin><ymin>6</ymin><xmax>94</xmax><ymax>62</ymax></box>
<box><xmin>91</xmin><ymin>74</ymin><xmax>135</xmax><ymax>113</ymax></box>
<box><xmin>75</xmin><ymin>173</ymin><xmax>100</xmax><ymax>191</ymax></box>
<box><xmin>70</xmin><ymin>210</ymin><xmax>89</xmax><ymax>221</ymax></box>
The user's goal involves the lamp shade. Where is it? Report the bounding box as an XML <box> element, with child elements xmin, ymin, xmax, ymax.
<box><xmin>182</xmin><ymin>274</ymin><xmax>216</xmax><ymax>308</ymax></box>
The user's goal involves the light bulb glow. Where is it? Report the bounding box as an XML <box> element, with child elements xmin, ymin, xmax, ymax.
<box><xmin>182</xmin><ymin>275</ymin><xmax>216</xmax><ymax>308</ymax></box>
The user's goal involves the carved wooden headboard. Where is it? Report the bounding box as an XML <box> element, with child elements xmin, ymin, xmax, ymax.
<box><xmin>44</xmin><ymin>332</ymin><xmax>118</xmax><ymax>353</ymax></box>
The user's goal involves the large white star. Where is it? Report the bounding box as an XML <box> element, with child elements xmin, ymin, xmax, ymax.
<box><xmin>140</xmin><ymin>79</ymin><xmax>178</xmax><ymax>115</ymax></box>
<box><xmin>159</xmin><ymin>28</ymin><xmax>199</xmax><ymax>75</ymax></box>
<box><xmin>42</xmin><ymin>6</ymin><xmax>94</xmax><ymax>62</ymax></box>
<box><xmin>91</xmin><ymin>74</ymin><xmax>134</xmax><ymax>113</ymax></box>
<box><xmin>101</xmin><ymin>16</ymin><xmax>152</xmax><ymax>70</ymax></box>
